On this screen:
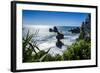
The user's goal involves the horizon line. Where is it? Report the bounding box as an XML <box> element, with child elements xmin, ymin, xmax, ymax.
<box><xmin>23</xmin><ymin>24</ymin><xmax>81</xmax><ymax>27</ymax></box>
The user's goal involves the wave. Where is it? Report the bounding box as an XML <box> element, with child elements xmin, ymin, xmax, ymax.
<box><xmin>22</xmin><ymin>25</ymin><xmax>80</xmax><ymax>55</ymax></box>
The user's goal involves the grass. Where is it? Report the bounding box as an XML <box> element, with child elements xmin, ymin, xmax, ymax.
<box><xmin>22</xmin><ymin>30</ymin><xmax>53</xmax><ymax>62</ymax></box>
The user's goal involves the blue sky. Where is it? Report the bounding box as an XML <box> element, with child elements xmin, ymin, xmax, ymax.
<box><xmin>22</xmin><ymin>10</ymin><xmax>89</xmax><ymax>26</ymax></box>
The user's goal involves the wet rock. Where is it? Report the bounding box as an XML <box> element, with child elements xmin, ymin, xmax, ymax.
<box><xmin>56</xmin><ymin>40</ymin><xmax>64</xmax><ymax>48</ymax></box>
<box><xmin>56</xmin><ymin>32</ymin><xmax>64</xmax><ymax>40</ymax></box>
<box><xmin>49</xmin><ymin>26</ymin><xmax>64</xmax><ymax>49</ymax></box>
<box><xmin>69</xmin><ymin>27</ymin><xmax>80</xmax><ymax>33</ymax></box>
<box><xmin>53</xmin><ymin>26</ymin><xmax>58</xmax><ymax>32</ymax></box>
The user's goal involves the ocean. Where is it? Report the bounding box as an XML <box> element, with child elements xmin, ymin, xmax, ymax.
<box><xmin>22</xmin><ymin>25</ymin><xmax>80</xmax><ymax>56</ymax></box>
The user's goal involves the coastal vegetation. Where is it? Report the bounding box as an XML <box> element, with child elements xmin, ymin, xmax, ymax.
<box><xmin>23</xmin><ymin>14</ymin><xmax>91</xmax><ymax>62</ymax></box>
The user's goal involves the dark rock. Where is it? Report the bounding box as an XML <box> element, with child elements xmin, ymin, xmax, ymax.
<box><xmin>53</xmin><ymin>26</ymin><xmax>58</xmax><ymax>32</ymax></box>
<box><xmin>56</xmin><ymin>40</ymin><xmax>64</xmax><ymax>48</ymax></box>
<box><xmin>69</xmin><ymin>27</ymin><xmax>80</xmax><ymax>33</ymax></box>
<box><xmin>49</xmin><ymin>26</ymin><xmax>64</xmax><ymax>49</ymax></box>
<box><xmin>56</xmin><ymin>32</ymin><xmax>64</xmax><ymax>40</ymax></box>
<box><xmin>49</xmin><ymin>28</ymin><xmax>53</xmax><ymax>32</ymax></box>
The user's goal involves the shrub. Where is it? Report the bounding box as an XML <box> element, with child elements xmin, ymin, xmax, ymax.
<box><xmin>63</xmin><ymin>40</ymin><xmax>91</xmax><ymax>60</ymax></box>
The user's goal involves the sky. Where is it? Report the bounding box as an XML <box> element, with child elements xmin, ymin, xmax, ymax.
<box><xmin>22</xmin><ymin>10</ymin><xmax>89</xmax><ymax>26</ymax></box>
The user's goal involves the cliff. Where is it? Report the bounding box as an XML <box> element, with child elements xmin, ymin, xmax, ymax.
<box><xmin>79</xmin><ymin>14</ymin><xmax>91</xmax><ymax>41</ymax></box>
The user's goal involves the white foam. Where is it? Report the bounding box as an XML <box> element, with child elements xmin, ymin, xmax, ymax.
<box><xmin>36</xmin><ymin>34</ymin><xmax>79</xmax><ymax>56</ymax></box>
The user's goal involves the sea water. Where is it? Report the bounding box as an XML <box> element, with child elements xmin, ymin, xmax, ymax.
<box><xmin>22</xmin><ymin>25</ymin><xmax>79</xmax><ymax>56</ymax></box>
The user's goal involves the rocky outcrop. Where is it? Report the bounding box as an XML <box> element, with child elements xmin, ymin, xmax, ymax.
<box><xmin>79</xmin><ymin>14</ymin><xmax>91</xmax><ymax>41</ymax></box>
<box><xmin>49</xmin><ymin>26</ymin><xmax>64</xmax><ymax>48</ymax></box>
<box><xmin>68</xmin><ymin>27</ymin><xmax>80</xmax><ymax>33</ymax></box>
